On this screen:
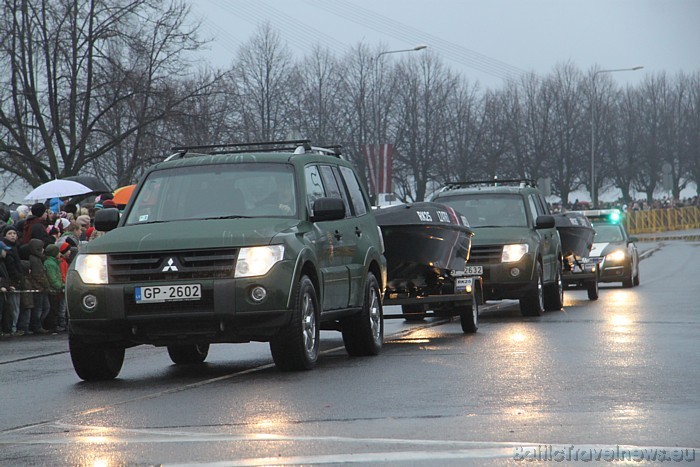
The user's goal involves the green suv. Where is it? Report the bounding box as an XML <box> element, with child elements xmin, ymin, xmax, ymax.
<box><xmin>432</xmin><ymin>180</ymin><xmax>563</xmax><ymax>316</ymax></box>
<box><xmin>67</xmin><ymin>140</ymin><xmax>387</xmax><ymax>380</ymax></box>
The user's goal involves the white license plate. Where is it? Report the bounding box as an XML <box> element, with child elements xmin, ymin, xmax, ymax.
<box><xmin>465</xmin><ymin>265</ymin><xmax>483</xmax><ymax>275</ymax></box>
<box><xmin>135</xmin><ymin>284</ymin><xmax>202</xmax><ymax>304</ymax></box>
<box><xmin>455</xmin><ymin>277</ymin><xmax>474</xmax><ymax>294</ymax></box>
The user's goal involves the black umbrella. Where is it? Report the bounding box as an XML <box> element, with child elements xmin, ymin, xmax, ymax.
<box><xmin>63</xmin><ymin>175</ymin><xmax>112</xmax><ymax>194</ymax></box>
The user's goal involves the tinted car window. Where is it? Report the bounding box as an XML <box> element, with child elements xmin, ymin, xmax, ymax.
<box><xmin>305</xmin><ymin>165</ymin><xmax>326</xmax><ymax>216</ymax></box>
<box><xmin>593</xmin><ymin>223</ymin><xmax>625</xmax><ymax>242</ymax></box>
<box><xmin>319</xmin><ymin>165</ymin><xmax>351</xmax><ymax>217</ymax></box>
<box><xmin>339</xmin><ymin>166</ymin><xmax>368</xmax><ymax>216</ymax></box>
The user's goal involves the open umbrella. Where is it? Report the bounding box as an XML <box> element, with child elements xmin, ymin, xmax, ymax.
<box><xmin>112</xmin><ymin>184</ymin><xmax>136</xmax><ymax>206</ymax></box>
<box><xmin>24</xmin><ymin>176</ymin><xmax>111</xmax><ymax>201</ymax></box>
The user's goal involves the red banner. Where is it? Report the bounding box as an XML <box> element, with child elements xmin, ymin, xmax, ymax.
<box><xmin>362</xmin><ymin>144</ymin><xmax>393</xmax><ymax>195</ymax></box>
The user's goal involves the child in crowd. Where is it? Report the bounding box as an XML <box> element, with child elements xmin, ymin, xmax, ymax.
<box><xmin>2</xmin><ymin>226</ymin><xmax>23</xmax><ymax>336</ymax></box>
<box><xmin>0</xmin><ymin>241</ymin><xmax>12</xmax><ymax>336</ymax></box>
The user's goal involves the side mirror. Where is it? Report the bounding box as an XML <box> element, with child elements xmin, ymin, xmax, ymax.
<box><xmin>629</xmin><ymin>236</ymin><xmax>639</xmax><ymax>243</ymax></box>
<box><xmin>311</xmin><ymin>197</ymin><xmax>345</xmax><ymax>222</ymax></box>
<box><xmin>535</xmin><ymin>214</ymin><xmax>555</xmax><ymax>229</ymax></box>
<box><xmin>94</xmin><ymin>208</ymin><xmax>120</xmax><ymax>232</ymax></box>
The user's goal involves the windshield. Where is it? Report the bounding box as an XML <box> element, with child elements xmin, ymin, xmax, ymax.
<box><xmin>124</xmin><ymin>163</ymin><xmax>297</xmax><ymax>224</ymax></box>
<box><xmin>592</xmin><ymin>223</ymin><xmax>625</xmax><ymax>242</ymax></box>
<box><xmin>438</xmin><ymin>194</ymin><xmax>528</xmax><ymax>227</ymax></box>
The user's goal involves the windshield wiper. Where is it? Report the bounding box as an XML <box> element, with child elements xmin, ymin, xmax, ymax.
<box><xmin>204</xmin><ymin>215</ymin><xmax>252</xmax><ymax>220</ymax></box>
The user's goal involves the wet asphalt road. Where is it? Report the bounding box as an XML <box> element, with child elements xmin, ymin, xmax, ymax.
<box><xmin>0</xmin><ymin>240</ymin><xmax>698</xmax><ymax>465</ymax></box>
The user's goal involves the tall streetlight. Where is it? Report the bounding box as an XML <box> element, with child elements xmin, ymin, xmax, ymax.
<box><xmin>371</xmin><ymin>44</ymin><xmax>427</xmax><ymax>203</ymax></box>
<box><xmin>590</xmin><ymin>65</ymin><xmax>643</xmax><ymax>208</ymax></box>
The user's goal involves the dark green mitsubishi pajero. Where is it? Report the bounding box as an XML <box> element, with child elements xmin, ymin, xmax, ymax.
<box><xmin>67</xmin><ymin>141</ymin><xmax>387</xmax><ymax>380</ymax></box>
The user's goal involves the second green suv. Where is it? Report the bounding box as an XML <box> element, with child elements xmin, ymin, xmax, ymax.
<box><xmin>432</xmin><ymin>179</ymin><xmax>563</xmax><ymax>316</ymax></box>
<box><xmin>66</xmin><ymin>140</ymin><xmax>387</xmax><ymax>380</ymax></box>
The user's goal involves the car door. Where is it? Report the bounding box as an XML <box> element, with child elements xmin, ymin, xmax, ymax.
<box><xmin>305</xmin><ymin>165</ymin><xmax>350</xmax><ymax>311</ymax></box>
<box><xmin>529</xmin><ymin>193</ymin><xmax>557</xmax><ymax>281</ymax></box>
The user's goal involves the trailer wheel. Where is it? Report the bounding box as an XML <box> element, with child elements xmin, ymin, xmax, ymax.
<box><xmin>401</xmin><ymin>304</ymin><xmax>425</xmax><ymax>322</ymax></box>
<box><xmin>587</xmin><ymin>276</ymin><xmax>599</xmax><ymax>300</ymax></box>
<box><xmin>460</xmin><ymin>291</ymin><xmax>479</xmax><ymax>334</ymax></box>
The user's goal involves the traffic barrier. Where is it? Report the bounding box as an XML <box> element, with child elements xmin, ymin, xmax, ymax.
<box><xmin>625</xmin><ymin>206</ymin><xmax>700</xmax><ymax>234</ymax></box>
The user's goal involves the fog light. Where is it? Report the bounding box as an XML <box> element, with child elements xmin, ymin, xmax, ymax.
<box><xmin>82</xmin><ymin>294</ymin><xmax>97</xmax><ymax>311</ymax></box>
<box><xmin>510</xmin><ymin>268</ymin><xmax>521</xmax><ymax>277</ymax></box>
<box><xmin>250</xmin><ymin>286</ymin><xmax>267</xmax><ymax>302</ymax></box>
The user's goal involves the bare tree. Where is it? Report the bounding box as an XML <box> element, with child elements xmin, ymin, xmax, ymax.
<box><xmin>0</xmin><ymin>0</ymin><xmax>214</xmax><ymax>189</ymax></box>
<box><xmin>232</xmin><ymin>22</ymin><xmax>295</xmax><ymax>142</ymax></box>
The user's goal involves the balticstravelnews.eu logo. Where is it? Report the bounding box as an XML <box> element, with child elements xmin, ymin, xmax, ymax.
<box><xmin>513</xmin><ymin>445</ymin><xmax>696</xmax><ymax>462</ymax></box>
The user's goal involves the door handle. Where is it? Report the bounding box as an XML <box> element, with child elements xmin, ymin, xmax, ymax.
<box><xmin>334</xmin><ymin>230</ymin><xmax>342</xmax><ymax>241</ymax></box>
<box><xmin>355</xmin><ymin>226</ymin><xmax>362</xmax><ymax>237</ymax></box>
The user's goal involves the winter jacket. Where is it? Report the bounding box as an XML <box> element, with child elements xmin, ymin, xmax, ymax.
<box><xmin>0</xmin><ymin>256</ymin><xmax>11</xmax><ymax>290</ymax></box>
<box><xmin>60</xmin><ymin>257</ymin><xmax>69</xmax><ymax>283</ymax></box>
<box><xmin>3</xmin><ymin>238</ymin><xmax>23</xmax><ymax>288</ymax></box>
<box><xmin>26</xmin><ymin>238</ymin><xmax>50</xmax><ymax>293</ymax></box>
<box><xmin>22</xmin><ymin>215</ymin><xmax>53</xmax><ymax>246</ymax></box>
<box><xmin>44</xmin><ymin>255</ymin><xmax>63</xmax><ymax>292</ymax></box>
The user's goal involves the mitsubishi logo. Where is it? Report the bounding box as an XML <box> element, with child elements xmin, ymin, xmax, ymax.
<box><xmin>162</xmin><ymin>258</ymin><xmax>179</xmax><ymax>272</ymax></box>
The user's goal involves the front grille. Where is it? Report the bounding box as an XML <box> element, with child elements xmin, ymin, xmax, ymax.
<box><xmin>468</xmin><ymin>245</ymin><xmax>503</xmax><ymax>264</ymax></box>
<box><xmin>125</xmin><ymin>289</ymin><xmax>215</xmax><ymax>316</ymax></box>
<box><xmin>108</xmin><ymin>249</ymin><xmax>238</xmax><ymax>283</ymax></box>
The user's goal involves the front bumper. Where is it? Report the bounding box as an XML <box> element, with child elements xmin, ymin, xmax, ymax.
<box><xmin>471</xmin><ymin>255</ymin><xmax>536</xmax><ymax>300</ymax></box>
<box><xmin>67</xmin><ymin>260</ymin><xmax>297</xmax><ymax>345</ymax></box>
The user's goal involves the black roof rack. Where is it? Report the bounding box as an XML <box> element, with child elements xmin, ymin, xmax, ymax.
<box><xmin>166</xmin><ymin>140</ymin><xmax>343</xmax><ymax>160</ymax></box>
<box><xmin>441</xmin><ymin>179</ymin><xmax>537</xmax><ymax>191</ymax></box>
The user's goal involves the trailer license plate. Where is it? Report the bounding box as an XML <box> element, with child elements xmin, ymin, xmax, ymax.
<box><xmin>465</xmin><ymin>266</ymin><xmax>483</xmax><ymax>275</ymax></box>
<box><xmin>455</xmin><ymin>277</ymin><xmax>474</xmax><ymax>294</ymax></box>
<box><xmin>135</xmin><ymin>284</ymin><xmax>201</xmax><ymax>303</ymax></box>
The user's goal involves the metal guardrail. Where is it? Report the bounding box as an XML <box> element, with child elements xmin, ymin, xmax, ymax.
<box><xmin>625</xmin><ymin>206</ymin><xmax>700</xmax><ymax>234</ymax></box>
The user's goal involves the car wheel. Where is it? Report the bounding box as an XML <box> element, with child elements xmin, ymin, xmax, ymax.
<box><xmin>633</xmin><ymin>261</ymin><xmax>640</xmax><ymax>286</ymax></box>
<box><xmin>460</xmin><ymin>289</ymin><xmax>479</xmax><ymax>334</ymax></box>
<box><xmin>167</xmin><ymin>343</ymin><xmax>210</xmax><ymax>364</ymax></box>
<box><xmin>520</xmin><ymin>262</ymin><xmax>545</xmax><ymax>317</ymax></box>
<box><xmin>586</xmin><ymin>276</ymin><xmax>599</xmax><ymax>300</ymax></box>
<box><xmin>401</xmin><ymin>304</ymin><xmax>425</xmax><ymax>322</ymax></box>
<box><xmin>69</xmin><ymin>337</ymin><xmax>125</xmax><ymax>381</ymax></box>
<box><xmin>622</xmin><ymin>259</ymin><xmax>634</xmax><ymax>288</ymax></box>
<box><xmin>342</xmin><ymin>272</ymin><xmax>383</xmax><ymax>356</ymax></box>
<box><xmin>270</xmin><ymin>275</ymin><xmax>320</xmax><ymax>371</ymax></box>
<box><xmin>544</xmin><ymin>261</ymin><xmax>564</xmax><ymax>311</ymax></box>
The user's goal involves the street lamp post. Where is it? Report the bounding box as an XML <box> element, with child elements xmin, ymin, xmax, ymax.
<box><xmin>590</xmin><ymin>66</ymin><xmax>643</xmax><ymax>208</ymax></box>
<box><xmin>371</xmin><ymin>44</ymin><xmax>427</xmax><ymax>203</ymax></box>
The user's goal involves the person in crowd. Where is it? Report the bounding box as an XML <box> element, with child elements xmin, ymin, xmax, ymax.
<box><xmin>62</xmin><ymin>202</ymin><xmax>78</xmax><ymax>221</ymax></box>
<box><xmin>16</xmin><ymin>244</ymin><xmax>34</xmax><ymax>335</ymax></box>
<box><xmin>2</xmin><ymin>226</ymin><xmax>24</xmax><ymax>336</ymax></box>
<box><xmin>11</xmin><ymin>205</ymin><xmax>30</xmax><ymax>227</ymax></box>
<box><xmin>0</xmin><ymin>241</ymin><xmax>12</xmax><ymax>337</ymax></box>
<box><xmin>58</xmin><ymin>242</ymin><xmax>72</xmax><ymax>330</ymax></box>
<box><xmin>76</xmin><ymin>215</ymin><xmax>91</xmax><ymax>242</ymax></box>
<box><xmin>57</xmin><ymin>220</ymin><xmax>81</xmax><ymax>249</ymax></box>
<box><xmin>26</xmin><ymin>238</ymin><xmax>51</xmax><ymax>334</ymax></box>
<box><xmin>22</xmin><ymin>202</ymin><xmax>54</xmax><ymax>246</ymax></box>
<box><xmin>0</xmin><ymin>202</ymin><xmax>11</xmax><ymax>232</ymax></box>
<box><xmin>43</xmin><ymin>244</ymin><xmax>64</xmax><ymax>332</ymax></box>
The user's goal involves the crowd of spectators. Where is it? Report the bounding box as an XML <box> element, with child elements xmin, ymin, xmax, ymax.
<box><xmin>550</xmin><ymin>195</ymin><xmax>700</xmax><ymax>214</ymax></box>
<box><xmin>0</xmin><ymin>193</ymin><xmax>115</xmax><ymax>338</ymax></box>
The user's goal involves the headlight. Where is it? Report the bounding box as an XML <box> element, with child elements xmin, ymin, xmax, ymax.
<box><xmin>606</xmin><ymin>250</ymin><xmax>626</xmax><ymax>262</ymax></box>
<box><xmin>235</xmin><ymin>245</ymin><xmax>285</xmax><ymax>278</ymax></box>
<box><xmin>502</xmin><ymin>244</ymin><xmax>529</xmax><ymax>263</ymax></box>
<box><xmin>75</xmin><ymin>254</ymin><xmax>108</xmax><ymax>284</ymax></box>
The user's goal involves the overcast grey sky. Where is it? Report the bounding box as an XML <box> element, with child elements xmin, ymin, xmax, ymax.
<box><xmin>189</xmin><ymin>0</ymin><xmax>699</xmax><ymax>88</ymax></box>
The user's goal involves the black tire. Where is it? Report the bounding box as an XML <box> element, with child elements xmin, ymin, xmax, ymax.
<box><xmin>167</xmin><ymin>343</ymin><xmax>210</xmax><ymax>364</ymax></box>
<box><xmin>587</xmin><ymin>277</ymin><xmax>599</xmax><ymax>300</ymax></box>
<box><xmin>543</xmin><ymin>262</ymin><xmax>564</xmax><ymax>311</ymax></box>
<box><xmin>460</xmin><ymin>289</ymin><xmax>479</xmax><ymax>334</ymax></box>
<box><xmin>520</xmin><ymin>262</ymin><xmax>545</xmax><ymax>317</ymax></box>
<box><xmin>270</xmin><ymin>275</ymin><xmax>320</xmax><ymax>371</ymax></box>
<box><xmin>69</xmin><ymin>337</ymin><xmax>125</xmax><ymax>381</ymax></box>
<box><xmin>633</xmin><ymin>263</ymin><xmax>640</xmax><ymax>286</ymax></box>
<box><xmin>401</xmin><ymin>304</ymin><xmax>425</xmax><ymax>322</ymax></box>
<box><xmin>342</xmin><ymin>272</ymin><xmax>383</xmax><ymax>356</ymax></box>
<box><xmin>622</xmin><ymin>260</ymin><xmax>634</xmax><ymax>288</ymax></box>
